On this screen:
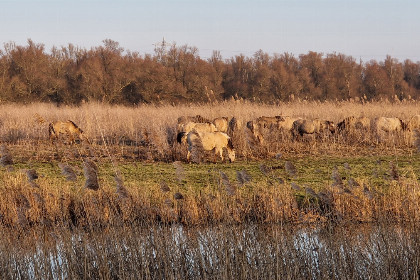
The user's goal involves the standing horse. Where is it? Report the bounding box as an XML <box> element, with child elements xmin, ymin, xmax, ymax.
<box><xmin>176</xmin><ymin>122</ymin><xmax>218</xmax><ymax>144</ymax></box>
<box><xmin>49</xmin><ymin>120</ymin><xmax>87</xmax><ymax>144</ymax></box>
<box><xmin>371</xmin><ymin>117</ymin><xmax>407</xmax><ymax>133</ymax></box>
<box><xmin>186</xmin><ymin>131</ymin><xmax>235</xmax><ymax>163</ymax></box>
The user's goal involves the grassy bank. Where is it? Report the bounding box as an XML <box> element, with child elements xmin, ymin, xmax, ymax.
<box><xmin>2</xmin><ymin>153</ymin><xmax>420</xmax><ymax>228</ymax></box>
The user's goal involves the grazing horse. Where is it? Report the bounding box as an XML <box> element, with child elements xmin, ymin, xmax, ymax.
<box><xmin>371</xmin><ymin>117</ymin><xmax>407</xmax><ymax>143</ymax></box>
<box><xmin>186</xmin><ymin>131</ymin><xmax>235</xmax><ymax>163</ymax></box>
<box><xmin>292</xmin><ymin>119</ymin><xmax>336</xmax><ymax>138</ymax></box>
<box><xmin>176</xmin><ymin>122</ymin><xmax>218</xmax><ymax>144</ymax></box>
<box><xmin>372</xmin><ymin>117</ymin><xmax>407</xmax><ymax>133</ymax></box>
<box><xmin>337</xmin><ymin>116</ymin><xmax>371</xmax><ymax>133</ymax></box>
<box><xmin>247</xmin><ymin>116</ymin><xmax>302</xmax><ymax>144</ymax></box>
<box><xmin>49</xmin><ymin>120</ymin><xmax>86</xmax><ymax>144</ymax></box>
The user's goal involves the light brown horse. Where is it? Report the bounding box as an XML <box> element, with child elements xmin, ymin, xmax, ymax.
<box><xmin>49</xmin><ymin>120</ymin><xmax>87</xmax><ymax>144</ymax></box>
<box><xmin>177</xmin><ymin>122</ymin><xmax>218</xmax><ymax>144</ymax></box>
<box><xmin>186</xmin><ymin>131</ymin><xmax>235</xmax><ymax>163</ymax></box>
<box><xmin>371</xmin><ymin>117</ymin><xmax>407</xmax><ymax>133</ymax></box>
<box><xmin>247</xmin><ymin>116</ymin><xmax>301</xmax><ymax>144</ymax></box>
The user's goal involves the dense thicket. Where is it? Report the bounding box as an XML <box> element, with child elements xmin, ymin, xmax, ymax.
<box><xmin>0</xmin><ymin>39</ymin><xmax>419</xmax><ymax>105</ymax></box>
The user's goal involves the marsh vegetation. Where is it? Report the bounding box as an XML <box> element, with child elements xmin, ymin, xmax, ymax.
<box><xmin>1</xmin><ymin>100</ymin><xmax>420</xmax><ymax>278</ymax></box>
<box><xmin>1</xmin><ymin>224</ymin><xmax>420</xmax><ymax>279</ymax></box>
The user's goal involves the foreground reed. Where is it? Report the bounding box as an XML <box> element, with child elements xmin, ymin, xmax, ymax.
<box><xmin>0</xmin><ymin>223</ymin><xmax>419</xmax><ymax>279</ymax></box>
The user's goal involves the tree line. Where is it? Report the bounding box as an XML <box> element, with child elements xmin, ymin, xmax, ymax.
<box><xmin>0</xmin><ymin>39</ymin><xmax>419</xmax><ymax>105</ymax></box>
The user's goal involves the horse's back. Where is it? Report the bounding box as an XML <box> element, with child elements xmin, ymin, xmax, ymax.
<box><xmin>191</xmin><ymin>131</ymin><xmax>229</xmax><ymax>150</ymax></box>
<box><xmin>373</xmin><ymin>117</ymin><xmax>402</xmax><ymax>133</ymax></box>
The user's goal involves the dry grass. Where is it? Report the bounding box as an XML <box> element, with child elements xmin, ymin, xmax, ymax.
<box><xmin>0</xmin><ymin>100</ymin><xmax>419</xmax><ymax>163</ymax></box>
<box><xmin>1</xmin><ymin>100</ymin><xmax>420</xmax><ymax>278</ymax></box>
<box><xmin>2</xmin><ymin>99</ymin><xmax>419</xmax><ymax>135</ymax></box>
<box><xmin>0</xmin><ymin>100</ymin><xmax>420</xmax><ymax>228</ymax></box>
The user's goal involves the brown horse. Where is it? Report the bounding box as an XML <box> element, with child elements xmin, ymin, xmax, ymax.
<box><xmin>247</xmin><ymin>116</ymin><xmax>301</xmax><ymax>144</ymax></box>
<box><xmin>49</xmin><ymin>120</ymin><xmax>87</xmax><ymax>144</ymax></box>
<box><xmin>337</xmin><ymin>116</ymin><xmax>371</xmax><ymax>133</ymax></box>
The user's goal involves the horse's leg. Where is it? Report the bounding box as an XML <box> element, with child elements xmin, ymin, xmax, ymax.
<box><xmin>70</xmin><ymin>133</ymin><xmax>75</xmax><ymax>145</ymax></box>
<box><xmin>187</xmin><ymin>150</ymin><xmax>191</xmax><ymax>162</ymax></box>
<box><xmin>216</xmin><ymin>147</ymin><xmax>223</xmax><ymax>162</ymax></box>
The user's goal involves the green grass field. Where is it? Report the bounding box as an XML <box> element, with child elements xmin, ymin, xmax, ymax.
<box><xmin>7</xmin><ymin>152</ymin><xmax>420</xmax><ymax>192</ymax></box>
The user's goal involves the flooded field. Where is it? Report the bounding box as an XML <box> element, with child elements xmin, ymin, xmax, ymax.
<box><xmin>1</xmin><ymin>223</ymin><xmax>419</xmax><ymax>279</ymax></box>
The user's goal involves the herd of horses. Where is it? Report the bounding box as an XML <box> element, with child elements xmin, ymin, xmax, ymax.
<box><xmin>48</xmin><ymin>114</ymin><xmax>420</xmax><ymax>163</ymax></box>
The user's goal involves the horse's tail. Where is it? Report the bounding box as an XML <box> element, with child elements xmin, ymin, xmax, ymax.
<box><xmin>48</xmin><ymin>123</ymin><xmax>55</xmax><ymax>139</ymax></box>
<box><xmin>177</xmin><ymin>132</ymin><xmax>187</xmax><ymax>144</ymax></box>
<box><xmin>227</xmin><ymin>137</ymin><xmax>234</xmax><ymax>150</ymax></box>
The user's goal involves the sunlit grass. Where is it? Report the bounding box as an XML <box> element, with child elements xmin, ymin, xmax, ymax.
<box><xmin>1</xmin><ymin>152</ymin><xmax>420</xmax><ymax>227</ymax></box>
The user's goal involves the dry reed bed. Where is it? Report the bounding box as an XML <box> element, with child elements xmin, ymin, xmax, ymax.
<box><xmin>0</xmin><ymin>100</ymin><xmax>420</xmax><ymax>162</ymax></box>
<box><xmin>1</xmin><ymin>222</ymin><xmax>420</xmax><ymax>279</ymax></box>
<box><xmin>0</xmin><ymin>222</ymin><xmax>420</xmax><ymax>279</ymax></box>
<box><xmin>2</xmin><ymin>100</ymin><xmax>420</xmax><ymax>139</ymax></box>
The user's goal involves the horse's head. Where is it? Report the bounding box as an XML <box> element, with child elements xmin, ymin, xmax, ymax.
<box><xmin>246</xmin><ymin>121</ymin><xmax>255</xmax><ymax>133</ymax></box>
<box><xmin>227</xmin><ymin>149</ymin><xmax>235</xmax><ymax>162</ymax></box>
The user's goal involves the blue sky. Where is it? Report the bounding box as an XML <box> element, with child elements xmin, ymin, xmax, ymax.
<box><xmin>1</xmin><ymin>0</ymin><xmax>419</xmax><ymax>62</ymax></box>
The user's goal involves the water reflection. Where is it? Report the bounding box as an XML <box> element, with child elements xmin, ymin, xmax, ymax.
<box><xmin>0</xmin><ymin>223</ymin><xmax>419</xmax><ymax>279</ymax></box>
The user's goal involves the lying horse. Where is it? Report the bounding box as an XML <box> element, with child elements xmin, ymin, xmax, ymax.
<box><xmin>49</xmin><ymin>120</ymin><xmax>87</xmax><ymax>144</ymax></box>
<box><xmin>185</xmin><ymin>130</ymin><xmax>235</xmax><ymax>163</ymax></box>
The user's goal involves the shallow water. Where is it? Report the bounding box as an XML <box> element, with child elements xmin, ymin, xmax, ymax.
<box><xmin>1</xmin><ymin>223</ymin><xmax>419</xmax><ymax>279</ymax></box>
